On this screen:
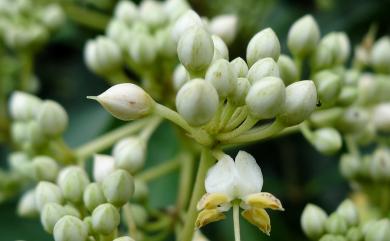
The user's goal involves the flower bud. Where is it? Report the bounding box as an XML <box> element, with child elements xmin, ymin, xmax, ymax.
<box><xmin>211</xmin><ymin>35</ymin><xmax>229</xmax><ymax>61</ymax></box>
<box><xmin>176</xmin><ymin>79</ymin><xmax>219</xmax><ymax>126</ymax></box>
<box><xmin>36</xmin><ymin>100</ymin><xmax>68</xmax><ymax>137</ymax></box>
<box><xmin>132</xmin><ymin>179</ymin><xmax>149</xmax><ymax>202</ymax></box>
<box><xmin>178</xmin><ymin>26</ymin><xmax>214</xmax><ymax>75</ymax></box>
<box><xmin>164</xmin><ymin>0</ymin><xmax>190</xmax><ymax>21</ymax></box>
<box><xmin>325</xmin><ymin>213</ymin><xmax>348</xmax><ymax>235</ymax></box>
<box><xmin>35</xmin><ymin>181</ymin><xmax>63</xmax><ymax>211</ymax></box>
<box><xmin>277</xmin><ymin>80</ymin><xmax>317</xmax><ymax>126</ymax></box>
<box><xmin>319</xmin><ymin>234</ymin><xmax>346</xmax><ymax>241</ymax></box>
<box><xmin>370</xmin><ymin>37</ymin><xmax>390</xmax><ymax>74</ymax></box>
<box><xmin>337</xmin><ymin>86</ymin><xmax>358</xmax><ymax>106</ymax></box>
<box><xmin>287</xmin><ymin>15</ymin><xmax>320</xmax><ymax>58</ymax></box>
<box><xmin>314</xmin><ymin>70</ymin><xmax>342</xmax><ymax>106</ymax></box>
<box><xmin>339</xmin><ymin>154</ymin><xmax>361</xmax><ymax>180</ymax></box>
<box><xmin>17</xmin><ymin>190</ymin><xmax>38</xmax><ymax>218</ymax></box>
<box><xmin>113</xmin><ymin>137</ymin><xmax>147</xmax><ymax>174</ymax></box>
<box><xmin>301</xmin><ymin>204</ymin><xmax>328</xmax><ymax>240</ymax></box>
<box><xmin>63</xmin><ymin>204</ymin><xmax>81</xmax><ymax>218</ymax></box>
<box><xmin>365</xmin><ymin>219</ymin><xmax>390</xmax><ymax>241</ymax></box>
<box><xmin>91</xmin><ymin>83</ymin><xmax>155</xmax><ymax>121</ymax></box>
<box><xmin>39</xmin><ymin>4</ymin><xmax>65</xmax><ymax>31</ymax></box>
<box><xmin>93</xmin><ymin>154</ymin><xmax>115</xmax><ymax>182</ymax></box>
<box><xmin>11</xmin><ymin>122</ymin><xmax>28</xmax><ymax>145</ymax></box>
<box><xmin>129</xmin><ymin>204</ymin><xmax>148</xmax><ymax>227</ymax></box>
<box><xmin>277</xmin><ymin>55</ymin><xmax>298</xmax><ymax>85</ymax></box>
<box><xmin>246</xmin><ymin>28</ymin><xmax>280</xmax><ymax>67</ymax></box>
<box><xmin>369</xmin><ymin>148</ymin><xmax>390</xmax><ymax>181</ymax></box>
<box><xmin>8</xmin><ymin>152</ymin><xmax>31</xmax><ymax>177</ymax></box>
<box><xmin>156</xmin><ymin>28</ymin><xmax>177</xmax><ymax>58</ymax></box>
<box><xmin>58</xmin><ymin>166</ymin><xmax>90</xmax><ymax>203</ymax></box>
<box><xmin>84</xmin><ymin>36</ymin><xmax>123</xmax><ymax>75</ymax></box>
<box><xmin>247</xmin><ymin>57</ymin><xmax>280</xmax><ymax>84</ymax></box>
<box><xmin>312</xmin><ymin>128</ymin><xmax>342</xmax><ymax>155</ymax></box>
<box><xmin>9</xmin><ymin>91</ymin><xmax>42</xmax><ymax>121</ymax></box>
<box><xmin>336</xmin><ymin>107</ymin><xmax>369</xmax><ymax>133</ymax></box>
<box><xmin>106</xmin><ymin>20</ymin><xmax>132</xmax><ymax>49</ymax></box>
<box><xmin>311</xmin><ymin>43</ymin><xmax>334</xmax><ymax>71</ymax></box>
<box><xmin>53</xmin><ymin>215</ymin><xmax>88</xmax><ymax>241</ymax></box>
<box><xmin>32</xmin><ymin>156</ymin><xmax>59</xmax><ymax>182</ymax></box>
<box><xmin>139</xmin><ymin>0</ymin><xmax>166</xmax><ymax>29</ymax></box>
<box><xmin>83</xmin><ymin>216</ymin><xmax>94</xmax><ymax>235</ymax></box>
<box><xmin>128</xmin><ymin>33</ymin><xmax>157</xmax><ymax>65</ymax></box>
<box><xmin>346</xmin><ymin>227</ymin><xmax>363</xmax><ymax>241</ymax></box>
<box><xmin>114</xmin><ymin>237</ymin><xmax>135</xmax><ymax>241</ymax></box>
<box><xmin>230</xmin><ymin>57</ymin><xmax>248</xmax><ymax>78</ymax></box>
<box><xmin>83</xmin><ymin>183</ymin><xmax>106</xmax><ymax>212</ymax></box>
<box><xmin>173</xmin><ymin>64</ymin><xmax>190</xmax><ymax>91</ymax></box>
<box><xmin>91</xmin><ymin>203</ymin><xmax>120</xmax><ymax>235</ymax></box>
<box><xmin>321</xmin><ymin>32</ymin><xmax>351</xmax><ymax>65</ymax></box>
<box><xmin>5</xmin><ymin>24</ymin><xmax>49</xmax><ymax>51</ymax></box>
<box><xmin>205</xmin><ymin>59</ymin><xmax>235</xmax><ymax>98</ymax></box>
<box><xmin>245</xmin><ymin>76</ymin><xmax>285</xmax><ymax>119</ymax></box>
<box><xmin>102</xmin><ymin>169</ymin><xmax>134</xmax><ymax>207</ymax></box>
<box><xmin>372</xmin><ymin>103</ymin><xmax>390</xmax><ymax>132</ymax></box>
<box><xmin>26</xmin><ymin>120</ymin><xmax>46</xmax><ymax>147</ymax></box>
<box><xmin>336</xmin><ymin>200</ymin><xmax>359</xmax><ymax>227</ymax></box>
<box><xmin>171</xmin><ymin>10</ymin><xmax>203</xmax><ymax>43</ymax></box>
<box><xmin>229</xmin><ymin>77</ymin><xmax>251</xmax><ymax>107</ymax></box>
<box><xmin>41</xmin><ymin>203</ymin><xmax>67</xmax><ymax>233</ymax></box>
<box><xmin>309</xmin><ymin>108</ymin><xmax>343</xmax><ymax>128</ymax></box>
<box><xmin>114</xmin><ymin>0</ymin><xmax>138</xmax><ymax>25</ymax></box>
<box><xmin>209</xmin><ymin>15</ymin><xmax>237</xmax><ymax>45</ymax></box>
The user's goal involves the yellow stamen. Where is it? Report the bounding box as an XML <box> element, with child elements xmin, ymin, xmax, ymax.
<box><xmin>195</xmin><ymin>208</ymin><xmax>226</xmax><ymax>229</ymax></box>
<box><xmin>197</xmin><ymin>193</ymin><xmax>230</xmax><ymax>211</ymax></box>
<box><xmin>243</xmin><ymin>192</ymin><xmax>284</xmax><ymax>211</ymax></box>
<box><xmin>242</xmin><ymin>208</ymin><xmax>271</xmax><ymax>235</ymax></box>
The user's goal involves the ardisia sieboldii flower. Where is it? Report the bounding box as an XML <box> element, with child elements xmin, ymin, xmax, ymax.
<box><xmin>196</xmin><ymin>151</ymin><xmax>284</xmax><ymax>236</ymax></box>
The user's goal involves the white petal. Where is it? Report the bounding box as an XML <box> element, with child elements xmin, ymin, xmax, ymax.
<box><xmin>205</xmin><ymin>154</ymin><xmax>237</xmax><ymax>199</ymax></box>
<box><xmin>93</xmin><ymin>154</ymin><xmax>116</xmax><ymax>182</ymax></box>
<box><xmin>234</xmin><ymin>151</ymin><xmax>263</xmax><ymax>198</ymax></box>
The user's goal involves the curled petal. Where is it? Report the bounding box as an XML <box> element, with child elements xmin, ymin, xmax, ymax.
<box><xmin>234</xmin><ymin>151</ymin><xmax>263</xmax><ymax>198</ymax></box>
<box><xmin>242</xmin><ymin>208</ymin><xmax>271</xmax><ymax>235</ymax></box>
<box><xmin>195</xmin><ymin>208</ymin><xmax>226</xmax><ymax>229</ymax></box>
<box><xmin>243</xmin><ymin>192</ymin><xmax>284</xmax><ymax>211</ymax></box>
<box><xmin>197</xmin><ymin>193</ymin><xmax>230</xmax><ymax>211</ymax></box>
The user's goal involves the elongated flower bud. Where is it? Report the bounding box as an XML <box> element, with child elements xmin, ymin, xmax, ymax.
<box><xmin>102</xmin><ymin>169</ymin><xmax>134</xmax><ymax>207</ymax></box>
<box><xmin>113</xmin><ymin>137</ymin><xmax>147</xmax><ymax>174</ymax></box>
<box><xmin>32</xmin><ymin>156</ymin><xmax>59</xmax><ymax>182</ymax></box>
<box><xmin>53</xmin><ymin>215</ymin><xmax>88</xmax><ymax>241</ymax></box>
<box><xmin>114</xmin><ymin>0</ymin><xmax>138</xmax><ymax>25</ymax></box>
<box><xmin>36</xmin><ymin>100</ymin><xmax>68</xmax><ymax>137</ymax></box>
<box><xmin>128</xmin><ymin>33</ymin><xmax>157</xmax><ymax>65</ymax></box>
<box><xmin>171</xmin><ymin>10</ymin><xmax>203</xmax><ymax>43</ymax></box>
<box><xmin>336</xmin><ymin>107</ymin><xmax>369</xmax><ymax>133</ymax></box>
<box><xmin>92</xmin><ymin>203</ymin><xmax>120</xmax><ymax>235</ymax></box>
<box><xmin>336</xmin><ymin>200</ymin><xmax>359</xmax><ymax>227</ymax></box>
<box><xmin>90</xmin><ymin>83</ymin><xmax>155</xmax><ymax>121</ymax></box>
<box><xmin>337</xmin><ymin>86</ymin><xmax>358</xmax><ymax>106</ymax></box>
<box><xmin>247</xmin><ymin>57</ymin><xmax>280</xmax><ymax>84</ymax></box>
<box><xmin>17</xmin><ymin>190</ymin><xmax>39</xmax><ymax>218</ymax></box>
<box><xmin>246</xmin><ymin>28</ymin><xmax>280</xmax><ymax>67</ymax></box>
<box><xmin>132</xmin><ymin>179</ymin><xmax>149</xmax><ymax>202</ymax></box>
<box><xmin>209</xmin><ymin>15</ymin><xmax>237</xmax><ymax>45</ymax></box>
<box><xmin>325</xmin><ymin>213</ymin><xmax>348</xmax><ymax>234</ymax></box>
<box><xmin>372</xmin><ymin>103</ymin><xmax>390</xmax><ymax>132</ymax></box>
<box><xmin>339</xmin><ymin>154</ymin><xmax>361</xmax><ymax>180</ymax></box>
<box><xmin>93</xmin><ymin>154</ymin><xmax>115</xmax><ymax>182</ymax></box>
<box><xmin>277</xmin><ymin>55</ymin><xmax>298</xmax><ymax>85</ymax></box>
<box><xmin>58</xmin><ymin>166</ymin><xmax>90</xmax><ymax>203</ymax></box>
<box><xmin>205</xmin><ymin>59</ymin><xmax>235</xmax><ymax>98</ymax></box>
<box><xmin>211</xmin><ymin>35</ymin><xmax>229</xmax><ymax>61</ymax></box>
<box><xmin>40</xmin><ymin>4</ymin><xmax>65</xmax><ymax>31</ymax></box>
<box><xmin>301</xmin><ymin>204</ymin><xmax>328</xmax><ymax>240</ymax></box>
<box><xmin>41</xmin><ymin>203</ymin><xmax>67</xmax><ymax>233</ymax></box>
<box><xmin>229</xmin><ymin>77</ymin><xmax>251</xmax><ymax>107</ymax></box>
<box><xmin>9</xmin><ymin>91</ymin><xmax>42</xmax><ymax>121</ymax></box>
<box><xmin>173</xmin><ymin>64</ymin><xmax>190</xmax><ymax>91</ymax></box>
<box><xmin>314</xmin><ymin>70</ymin><xmax>342</xmax><ymax>106</ymax></box>
<box><xmin>312</xmin><ymin>128</ymin><xmax>342</xmax><ymax>155</ymax></box>
<box><xmin>83</xmin><ymin>183</ymin><xmax>106</xmax><ymax>212</ymax></box>
<box><xmin>139</xmin><ymin>0</ymin><xmax>167</xmax><ymax>29</ymax></box>
<box><xmin>370</xmin><ymin>37</ymin><xmax>390</xmax><ymax>74</ymax></box>
<box><xmin>176</xmin><ymin>79</ymin><xmax>219</xmax><ymax>126</ymax></box>
<box><xmin>35</xmin><ymin>181</ymin><xmax>63</xmax><ymax>211</ymax></box>
<box><xmin>370</xmin><ymin>148</ymin><xmax>390</xmax><ymax>181</ymax></box>
<box><xmin>230</xmin><ymin>57</ymin><xmax>248</xmax><ymax>78</ymax></box>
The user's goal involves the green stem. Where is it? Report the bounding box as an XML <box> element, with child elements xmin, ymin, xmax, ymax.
<box><xmin>19</xmin><ymin>52</ymin><xmax>33</xmax><ymax>91</ymax></box>
<box><xmin>143</xmin><ymin>215</ymin><xmax>172</xmax><ymax>232</ymax></box>
<box><xmin>179</xmin><ymin>148</ymin><xmax>215</xmax><ymax>241</ymax></box>
<box><xmin>60</xmin><ymin>2</ymin><xmax>110</xmax><ymax>30</ymax></box>
<box><xmin>218</xmin><ymin>101</ymin><xmax>236</xmax><ymax>131</ymax></box>
<box><xmin>224</xmin><ymin>107</ymin><xmax>248</xmax><ymax>131</ymax></box>
<box><xmin>300</xmin><ymin>121</ymin><xmax>315</xmax><ymax>143</ymax></box>
<box><xmin>123</xmin><ymin>203</ymin><xmax>138</xmax><ymax>238</ymax></box>
<box><xmin>135</xmin><ymin>158</ymin><xmax>181</xmax><ymax>182</ymax></box>
<box><xmin>233</xmin><ymin>204</ymin><xmax>241</xmax><ymax>241</ymax></box>
<box><xmin>345</xmin><ymin>135</ymin><xmax>360</xmax><ymax>157</ymax></box>
<box><xmin>217</xmin><ymin>115</ymin><xmax>257</xmax><ymax>141</ymax></box>
<box><xmin>176</xmin><ymin>152</ymin><xmax>195</xmax><ymax>212</ymax></box>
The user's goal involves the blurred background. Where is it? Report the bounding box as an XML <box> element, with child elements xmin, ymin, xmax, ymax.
<box><xmin>0</xmin><ymin>0</ymin><xmax>390</xmax><ymax>240</ymax></box>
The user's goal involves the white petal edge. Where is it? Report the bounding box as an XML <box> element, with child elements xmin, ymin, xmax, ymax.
<box><xmin>234</xmin><ymin>151</ymin><xmax>263</xmax><ymax>198</ymax></box>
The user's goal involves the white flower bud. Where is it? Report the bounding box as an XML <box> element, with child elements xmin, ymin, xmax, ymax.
<box><xmin>164</xmin><ymin>0</ymin><xmax>190</xmax><ymax>21</ymax></box>
<box><xmin>17</xmin><ymin>190</ymin><xmax>38</xmax><ymax>218</ymax></box>
<box><xmin>211</xmin><ymin>35</ymin><xmax>229</xmax><ymax>61</ymax></box>
<box><xmin>371</xmin><ymin>37</ymin><xmax>390</xmax><ymax>74</ymax></box>
<box><xmin>311</xmin><ymin>43</ymin><xmax>334</xmax><ymax>70</ymax></box>
<box><xmin>321</xmin><ymin>32</ymin><xmax>350</xmax><ymax>65</ymax></box>
<box><xmin>229</xmin><ymin>77</ymin><xmax>251</xmax><ymax>107</ymax></box>
<box><xmin>83</xmin><ymin>183</ymin><xmax>106</xmax><ymax>212</ymax></box>
<box><xmin>246</xmin><ymin>28</ymin><xmax>280</xmax><ymax>67</ymax></box>
<box><xmin>41</xmin><ymin>203</ymin><xmax>67</xmax><ymax>233</ymax></box>
<box><xmin>205</xmin><ymin>59</ymin><xmax>235</xmax><ymax>98</ymax></box>
<box><xmin>128</xmin><ymin>33</ymin><xmax>157</xmax><ymax>65</ymax></box>
<box><xmin>139</xmin><ymin>0</ymin><xmax>167</xmax><ymax>29</ymax></box>
<box><xmin>129</xmin><ymin>204</ymin><xmax>148</xmax><ymax>227</ymax></box>
<box><xmin>58</xmin><ymin>166</ymin><xmax>90</xmax><ymax>203</ymax></box>
<box><xmin>277</xmin><ymin>80</ymin><xmax>317</xmax><ymax>126</ymax></box>
<box><xmin>176</xmin><ymin>79</ymin><xmax>219</xmax><ymax>126</ymax></box>
<box><xmin>35</xmin><ymin>181</ymin><xmax>63</xmax><ymax>211</ymax></box>
<box><xmin>314</xmin><ymin>70</ymin><xmax>342</xmax><ymax>106</ymax></box>
<box><xmin>9</xmin><ymin>91</ymin><xmax>42</xmax><ymax>121</ymax></box>
<box><xmin>365</xmin><ymin>219</ymin><xmax>390</xmax><ymax>241</ymax></box>
<box><xmin>26</xmin><ymin>120</ymin><xmax>46</xmax><ymax>147</ymax></box>
<box><xmin>325</xmin><ymin>213</ymin><xmax>348</xmax><ymax>234</ymax></box>
<box><xmin>346</xmin><ymin>227</ymin><xmax>363</xmax><ymax>241</ymax></box>
<box><xmin>178</xmin><ymin>26</ymin><xmax>214</xmax><ymax>75</ymax></box>
<box><xmin>63</xmin><ymin>204</ymin><xmax>81</xmax><ymax>218</ymax></box>
<box><xmin>53</xmin><ymin>215</ymin><xmax>88</xmax><ymax>241</ymax></box>
<box><xmin>132</xmin><ymin>179</ymin><xmax>149</xmax><ymax>202</ymax></box>
<box><xmin>106</xmin><ymin>20</ymin><xmax>132</xmax><ymax>49</ymax></box>
<box><xmin>91</xmin><ymin>83</ymin><xmax>155</xmax><ymax>121</ymax></box>
<box><xmin>102</xmin><ymin>169</ymin><xmax>134</xmax><ymax>207</ymax></box>
<box><xmin>310</xmin><ymin>108</ymin><xmax>344</xmax><ymax>127</ymax></box>
<box><xmin>336</xmin><ymin>107</ymin><xmax>369</xmax><ymax>133</ymax></box>
<box><xmin>301</xmin><ymin>204</ymin><xmax>328</xmax><ymax>240</ymax></box>
<box><xmin>277</xmin><ymin>55</ymin><xmax>298</xmax><ymax>85</ymax></box>
<box><xmin>8</xmin><ymin>152</ymin><xmax>31</xmax><ymax>177</ymax></box>
<box><xmin>91</xmin><ymin>203</ymin><xmax>120</xmax><ymax>235</ymax></box>
<box><xmin>93</xmin><ymin>154</ymin><xmax>115</xmax><ymax>182</ymax></box>
<box><xmin>5</xmin><ymin>24</ymin><xmax>48</xmax><ymax>50</ymax></box>
<box><xmin>370</xmin><ymin>148</ymin><xmax>390</xmax><ymax>181</ymax></box>
<box><xmin>372</xmin><ymin>103</ymin><xmax>390</xmax><ymax>132</ymax></box>
<box><xmin>336</xmin><ymin>86</ymin><xmax>358</xmax><ymax>106</ymax></box>
<box><xmin>209</xmin><ymin>14</ymin><xmax>237</xmax><ymax>45</ymax></box>
<box><xmin>155</xmin><ymin>28</ymin><xmax>177</xmax><ymax>58</ymax></box>
<box><xmin>247</xmin><ymin>57</ymin><xmax>280</xmax><ymax>84</ymax></box>
<box><xmin>39</xmin><ymin>4</ymin><xmax>65</xmax><ymax>31</ymax></box>
<box><xmin>230</xmin><ymin>57</ymin><xmax>248</xmax><ymax>78</ymax></box>
<box><xmin>336</xmin><ymin>200</ymin><xmax>359</xmax><ymax>227</ymax></box>
<box><xmin>113</xmin><ymin>137</ymin><xmax>147</xmax><ymax>174</ymax></box>
<box><xmin>114</xmin><ymin>1</ymin><xmax>138</xmax><ymax>25</ymax></box>
<box><xmin>11</xmin><ymin>122</ymin><xmax>28</xmax><ymax>145</ymax></box>
<box><xmin>339</xmin><ymin>154</ymin><xmax>361</xmax><ymax>180</ymax></box>
<box><xmin>36</xmin><ymin>100</ymin><xmax>68</xmax><ymax>137</ymax></box>
<box><xmin>84</xmin><ymin>36</ymin><xmax>123</xmax><ymax>75</ymax></box>
<box><xmin>171</xmin><ymin>10</ymin><xmax>203</xmax><ymax>43</ymax></box>
<box><xmin>173</xmin><ymin>64</ymin><xmax>190</xmax><ymax>91</ymax></box>
<box><xmin>245</xmin><ymin>76</ymin><xmax>285</xmax><ymax>119</ymax></box>
<box><xmin>287</xmin><ymin>15</ymin><xmax>320</xmax><ymax>58</ymax></box>
<box><xmin>114</xmin><ymin>237</ymin><xmax>135</xmax><ymax>241</ymax></box>
<box><xmin>32</xmin><ymin>156</ymin><xmax>59</xmax><ymax>182</ymax></box>
<box><xmin>312</xmin><ymin>128</ymin><xmax>342</xmax><ymax>155</ymax></box>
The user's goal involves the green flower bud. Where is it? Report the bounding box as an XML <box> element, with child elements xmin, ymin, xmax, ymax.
<box><xmin>53</xmin><ymin>215</ymin><xmax>88</xmax><ymax>241</ymax></box>
<box><xmin>337</xmin><ymin>86</ymin><xmax>358</xmax><ymax>106</ymax></box>
<box><xmin>205</xmin><ymin>59</ymin><xmax>235</xmax><ymax>98</ymax></box>
<box><xmin>176</xmin><ymin>79</ymin><xmax>219</xmax><ymax>126</ymax></box>
<box><xmin>321</xmin><ymin>32</ymin><xmax>351</xmax><ymax>65</ymax></box>
<box><xmin>41</xmin><ymin>203</ymin><xmax>67</xmax><ymax>233</ymax></box>
<box><xmin>372</xmin><ymin>103</ymin><xmax>390</xmax><ymax>132</ymax></box>
<box><xmin>129</xmin><ymin>33</ymin><xmax>158</xmax><ymax>65</ymax></box>
<box><xmin>92</xmin><ymin>203</ymin><xmax>120</xmax><ymax>235</ymax></box>
<box><xmin>114</xmin><ymin>0</ymin><xmax>138</xmax><ymax>25</ymax></box>
<box><xmin>287</xmin><ymin>15</ymin><xmax>320</xmax><ymax>58</ymax></box>
<box><xmin>5</xmin><ymin>24</ymin><xmax>48</xmax><ymax>51</ymax></box>
<box><xmin>17</xmin><ymin>190</ymin><xmax>38</xmax><ymax>218</ymax></box>
<box><xmin>38</xmin><ymin>4</ymin><xmax>65</xmax><ymax>31</ymax></box>
<box><xmin>369</xmin><ymin>148</ymin><xmax>390</xmax><ymax>181</ymax></box>
<box><xmin>106</xmin><ymin>20</ymin><xmax>132</xmax><ymax>49</ymax></box>
<box><xmin>83</xmin><ymin>216</ymin><xmax>94</xmax><ymax>235</ymax></box>
<box><xmin>63</xmin><ymin>204</ymin><xmax>81</xmax><ymax>218</ymax></box>
<box><xmin>91</xmin><ymin>83</ymin><xmax>155</xmax><ymax>121</ymax></box>
<box><xmin>36</xmin><ymin>100</ymin><xmax>68</xmax><ymax>137</ymax></box>
<box><xmin>339</xmin><ymin>154</ymin><xmax>361</xmax><ymax>180</ymax></box>
<box><xmin>11</xmin><ymin>122</ymin><xmax>28</xmax><ymax>145</ymax></box>
<box><xmin>277</xmin><ymin>80</ymin><xmax>317</xmax><ymax>126</ymax></box>
<box><xmin>370</xmin><ymin>37</ymin><xmax>390</xmax><ymax>74</ymax></box>
<box><xmin>312</xmin><ymin>127</ymin><xmax>342</xmax><ymax>155</ymax></box>
<box><xmin>58</xmin><ymin>166</ymin><xmax>90</xmax><ymax>203</ymax></box>
<box><xmin>9</xmin><ymin>91</ymin><xmax>42</xmax><ymax>121</ymax></box>
<box><xmin>93</xmin><ymin>154</ymin><xmax>115</xmax><ymax>182</ymax></box>
<box><xmin>309</xmin><ymin>108</ymin><xmax>343</xmax><ymax>128</ymax></box>
<box><xmin>139</xmin><ymin>0</ymin><xmax>166</xmax><ymax>29</ymax></box>
<box><xmin>301</xmin><ymin>204</ymin><xmax>328</xmax><ymax>240</ymax></box>
<box><xmin>311</xmin><ymin>43</ymin><xmax>334</xmax><ymax>71</ymax></box>
<box><xmin>113</xmin><ymin>237</ymin><xmax>135</xmax><ymax>241</ymax></box>
<box><xmin>314</xmin><ymin>70</ymin><xmax>342</xmax><ymax>106</ymax></box>
<box><xmin>247</xmin><ymin>57</ymin><xmax>280</xmax><ymax>84</ymax></box>
<box><xmin>83</xmin><ymin>183</ymin><xmax>106</xmax><ymax>212</ymax></box>
<box><xmin>325</xmin><ymin>213</ymin><xmax>348</xmax><ymax>235</ymax></box>
<box><xmin>35</xmin><ymin>181</ymin><xmax>63</xmax><ymax>211</ymax></box>
<box><xmin>102</xmin><ymin>169</ymin><xmax>134</xmax><ymax>207</ymax></box>
<box><xmin>246</xmin><ymin>76</ymin><xmax>285</xmax><ymax>119</ymax></box>
<box><xmin>229</xmin><ymin>77</ymin><xmax>251</xmax><ymax>107</ymax></box>
<box><xmin>32</xmin><ymin>156</ymin><xmax>59</xmax><ymax>182</ymax></box>
<box><xmin>113</xmin><ymin>137</ymin><xmax>147</xmax><ymax>174</ymax></box>
<box><xmin>230</xmin><ymin>57</ymin><xmax>248</xmax><ymax>78</ymax></box>
<box><xmin>358</xmin><ymin>74</ymin><xmax>390</xmax><ymax>105</ymax></box>
<box><xmin>211</xmin><ymin>35</ymin><xmax>229</xmax><ymax>61</ymax></box>
<box><xmin>344</xmin><ymin>69</ymin><xmax>361</xmax><ymax>85</ymax></box>
<box><xmin>336</xmin><ymin>107</ymin><xmax>369</xmax><ymax>133</ymax></box>
<box><xmin>173</xmin><ymin>64</ymin><xmax>190</xmax><ymax>91</ymax></box>
<box><xmin>209</xmin><ymin>15</ymin><xmax>237</xmax><ymax>45</ymax></box>
<box><xmin>129</xmin><ymin>204</ymin><xmax>148</xmax><ymax>227</ymax></box>
<box><xmin>336</xmin><ymin>200</ymin><xmax>359</xmax><ymax>227</ymax></box>
<box><xmin>365</xmin><ymin>219</ymin><xmax>390</xmax><ymax>241</ymax></box>
<box><xmin>178</xmin><ymin>26</ymin><xmax>214</xmax><ymax>75</ymax></box>
<box><xmin>319</xmin><ymin>234</ymin><xmax>346</xmax><ymax>241</ymax></box>
<box><xmin>246</xmin><ymin>28</ymin><xmax>280</xmax><ymax>67</ymax></box>
<box><xmin>156</xmin><ymin>28</ymin><xmax>177</xmax><ymax>58</ymax></box>
<box><xmin>26</xmin><ymin>120</ymin><xmax>46</xmax><ymax>147</ymax></box>
<box><xmin>84</xmin><ymin>36</ymin><xmax>123</xmax><ymax>76</ymax></box>
<box><xmin>8</xmin><ymin>152</ymin><xmax>31</xmax><ymax>177</ymax></box>
<box><xmin>132</xmin><ymin>179</ymin><xmax>149</xmax><ymax>202</ymax></box>
<box><xmin>277</xmin><ymin>55</ymin><xmax>298</xmax><ymax>85</ymax></box>
<box><xmin>171</xmin><ymin>10</ymin><xmax>203</xmax><ymax>43</ymax></box>
<box><xmin>346</xmin><ymin>227</ymin><xmax>363</xmax><ymax>241</ymax></box>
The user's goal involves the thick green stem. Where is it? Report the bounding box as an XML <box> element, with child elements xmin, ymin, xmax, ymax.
<box><xmin>135</xmin><ymin>158</ymin><xmax>181</xmax><ymax>182</ymax></box>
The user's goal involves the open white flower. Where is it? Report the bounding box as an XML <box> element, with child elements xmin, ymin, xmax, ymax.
<box><xmin>196</xmin><ymin>151</ymin><xmax>284</xmax><ymax>235</ymax></box>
